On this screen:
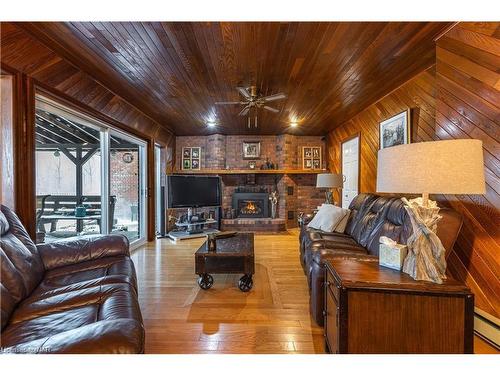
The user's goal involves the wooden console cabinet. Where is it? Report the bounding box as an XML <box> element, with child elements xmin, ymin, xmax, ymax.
<box><xmin>324</xmin><ymin>258</ymin><xmax>474</xmax><ymax>354</ymax></box>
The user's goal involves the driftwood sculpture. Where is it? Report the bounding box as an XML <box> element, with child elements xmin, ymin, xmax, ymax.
<box><xmin>401</xmin><ymin>197</ymin><xmax>447</xmax><ymax>284</ymax></box>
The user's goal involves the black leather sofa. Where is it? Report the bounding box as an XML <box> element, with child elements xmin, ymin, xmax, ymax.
<box><xmin>299</xmin><ymin>194</ymin><xmax>463</xmax><ymax>326</ymax></box>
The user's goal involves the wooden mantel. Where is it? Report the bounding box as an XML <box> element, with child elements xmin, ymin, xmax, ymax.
<box><xmin>171</xmin><ymin>169</ymin><xmax>325</xmax><ymax>175</ymax></box>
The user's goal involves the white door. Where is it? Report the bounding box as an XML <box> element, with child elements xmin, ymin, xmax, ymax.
<box><xmin>341</xmin><ymin>136</ymin><xmax>360</xmax><ymax>209</ymax></box>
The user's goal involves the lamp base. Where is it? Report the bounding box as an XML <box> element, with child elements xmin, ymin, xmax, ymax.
<box><xmin>401</xmin><ymin>197</ymin><xmax>447</xmax><ymax>284</ymax></box>
<box><xmin>325</xmin><ymin>190</ymin><xmax>334</xmax><ymax>205</ymax></box>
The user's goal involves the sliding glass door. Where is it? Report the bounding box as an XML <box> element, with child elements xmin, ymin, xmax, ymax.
<box><xmin>35</xmin><ymin>95</ymin><xmax>147</xmax><ymax>247</ymax></box>
<box><xmin>109</xmin><ymin>130</ymin><xmax>147</xmax><ymax>243</ymax></box>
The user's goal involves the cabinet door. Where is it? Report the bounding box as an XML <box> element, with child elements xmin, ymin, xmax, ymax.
<box><xmin>325</xmin><ymin>287</ymin><xmax>340</xmax><ymax>353</ymax></box>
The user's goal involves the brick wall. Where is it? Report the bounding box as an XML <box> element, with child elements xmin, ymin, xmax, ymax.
<box><xmin>176</xmin><ymin>134</ymin><xmax>326</xmax><ymax>171</ymax></box>
<box><xmin>110</xmin><ymin>151</ymin><xmax>139</xmax><ymax>223</ymax></box>
<box><xmin>174</xmin><ymin>134</ymin><xmax>326</xmax><ymax>228</ymax></box>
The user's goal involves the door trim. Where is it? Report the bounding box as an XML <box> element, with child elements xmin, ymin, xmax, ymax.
<box><xmin>340</xmin><ymin>133</ymin><xmax>361</xmax><ymax>208</ymax></box>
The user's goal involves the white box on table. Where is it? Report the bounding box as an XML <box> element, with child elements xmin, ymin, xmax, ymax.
<box><xmin>379</xmin><ymin>242</ymin><xmax>408</xmax><ymax>271</ymax></box>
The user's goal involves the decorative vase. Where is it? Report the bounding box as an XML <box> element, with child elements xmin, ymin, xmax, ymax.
<box><xmin>271</xmin><ymin>203</ymin><xmax>277</xmax><ymax>219</ymax></box>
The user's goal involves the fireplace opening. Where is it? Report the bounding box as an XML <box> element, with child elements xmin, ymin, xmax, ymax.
<box><xmin>239</xmin><ymin>199</ymin><xmax>264</xmax><ymax>217</ymax></box>
<box><xmin>232</xmin><ymin>192</ymin><xmax>269</xmax><ymax>218</ymax></box>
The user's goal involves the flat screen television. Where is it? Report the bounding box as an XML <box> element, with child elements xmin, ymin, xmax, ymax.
<box><xmin>167</xmin><ymin>175</ymin><xmax>221</xmax><ymax>208</ymax></box>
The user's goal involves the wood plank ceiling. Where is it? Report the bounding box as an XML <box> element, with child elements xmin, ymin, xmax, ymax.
<box><xmin>19</xmin><ymin>22</ymin><xmax>452</xmax><ymax>135</ymax></box>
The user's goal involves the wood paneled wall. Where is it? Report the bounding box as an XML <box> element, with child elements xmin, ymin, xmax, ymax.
<box><xmin>435</xmin><ymin>22</ymin><xmax>499</xmax><ymax>318</ymax></box>
<box><xmin>0</xmin><ymin>22</ymin><xmax>175</xmax><ymax>240</ymax></box>
<box><xmin>326</xmin><ymin>67</ymin><xmax>438</xmax><ymax>194</ymax></box>
<box><xmin>0</xmin><ymin>75</ymin><xmax>15</xmax><ymax>208</ymax></box>
<box><xmin>326</xmin><ymin>22</ymin><xmax>499</xmax><ymax>318</ymax></box>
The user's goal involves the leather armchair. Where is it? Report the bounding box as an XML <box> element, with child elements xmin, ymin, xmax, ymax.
<box><xmin>0</xmin><ymin>205</ymin><xmax>144</xmax><ymax>353</ymax></box>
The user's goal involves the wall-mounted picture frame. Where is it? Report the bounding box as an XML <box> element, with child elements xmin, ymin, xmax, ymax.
<box><xmin>379</xmin><ymin>109</ymin><xmax>411</xmax><ymax>149</ymax></box>
<box><xmin>302</xmin><ymin>146</ymin><xmax>322</xmax><ymax>170</ymax></box>
<box><xmin>242</xmin><ymin>141</ymin><xmax>261</xmax><ymax>159</ymax></box>
<box><xmin>182</xmin><ymin>147</ymin><xmax>201</xmax><ymax>170</ymax></box>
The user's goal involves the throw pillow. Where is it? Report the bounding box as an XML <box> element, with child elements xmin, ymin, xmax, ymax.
<box><xmin>307</xmin><ymin>204</ymin><xmax>351</xmax><ymax>233</ymax></box>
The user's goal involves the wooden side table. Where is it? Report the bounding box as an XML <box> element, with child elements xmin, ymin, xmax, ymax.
<box><xmin>324</xmin><ymin>258</ymin><xmax>474</xmax><ymax>354</ymax></box>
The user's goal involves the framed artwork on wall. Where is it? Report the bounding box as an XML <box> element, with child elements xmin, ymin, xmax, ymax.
<box><xmin>182</xmin><ymin>147</ymin><xmax>201</xmax><ymax>170</ymax></box>
<box><xmin>302</xmin><ymin>146</ymin><xmax>322</xmax><ymax>170</ymax></box>
<box><xmin>242</xmin><ymin>141</ymin><xmax>261</xmax><ymax>159</ymax></box>
<box><xmin>379</xmin><ymin>109</ymin><xmax>411</xmax><ymax>149</ymax></box>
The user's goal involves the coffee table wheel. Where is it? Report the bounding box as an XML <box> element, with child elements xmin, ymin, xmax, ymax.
<box><xmin>238</xmin><ymin>274</ymin><xmax>253</xmax><ymax>292</ymax></box>
<box><xmin>198</xmin><ymin>274</ymin><xmax>213</xmax><ymax>290</ymax></box>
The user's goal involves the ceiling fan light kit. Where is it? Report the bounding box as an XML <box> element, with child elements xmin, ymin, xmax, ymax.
<box><xmin>216</xmin><ymin>86</ymin><xmax>286</xmax><ymax>128</ymax></box>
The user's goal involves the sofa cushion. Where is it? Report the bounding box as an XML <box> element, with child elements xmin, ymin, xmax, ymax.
<box><xmin>344</xmin><ymin>194</ymin><xmax>379</xmax><ymax>238</ymax></box>
<box><xmin>364</xmin><ymin>198</ymin><xmax>412</xmax><ymax>256</ymax></box>
<box><xmin>1</xmin><ymin>319</ymin><xmax>144</xmax><ymax>354</ymax></box>
<box><xmin>42</xmin><ymin>255</ymin><xmax>137</xmax><ymax>289</ymax></box>
<box><xmin>2</xmin><ymin>283</ymin><xmax>142</xmax><ymax>348</ymax></box>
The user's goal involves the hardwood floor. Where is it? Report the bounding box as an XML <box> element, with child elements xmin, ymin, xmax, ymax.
<box><xmin>131</xmin><ymin>230</ymin><xmax>498</xmax><ymax>354</ymax></box>
<box><xmin>131</xmin><ymin>229</ymin><xmax>325</xmax><ymax>354</ymax></box>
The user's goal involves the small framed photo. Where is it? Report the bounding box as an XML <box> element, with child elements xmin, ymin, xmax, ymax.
<box><xmin>379</xmin><ymin>109</ymin><xmax>411</xmax><ymax>149</ymax></box>
<box><xmin>302</xmin><ymin>146</ymin><xmax>322</xmax><ymax>170</ymax></box>
<box><xmin>182</xmin><ymin>147</ymin><xmax>201</xmax><ymax>170</ymax></box>
<box><xmin>242</xmin><ymin>141</ymin><xmax>261</xmax><ymax>159</ymax></box>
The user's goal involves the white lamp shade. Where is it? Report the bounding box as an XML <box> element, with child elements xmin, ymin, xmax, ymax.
<box><xmin>376</xmin><ymin>139</ymin><xmax>485</xmax><ymax>194</ymax></box>
<box><xmin>316</xmin><ymin>173</ymin><xmax>344</xmax><ymax>188</ymax></box>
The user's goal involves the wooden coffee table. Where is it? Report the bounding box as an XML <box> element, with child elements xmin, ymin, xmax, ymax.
<box><xmin>195</xmin><ymin>233</ymin><xmax>255</xmax><ymax>292</ymax></box>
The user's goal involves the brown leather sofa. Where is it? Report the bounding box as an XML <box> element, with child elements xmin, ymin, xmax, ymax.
<box><xmin>299</xmin><ymin>194</ymin><xmax>463</xmax><ymax>326</ymax></box>
<box><xmin>0</xmin><ymin>205</ymin><xmax>144</xmax><ymax>353</ymax></box>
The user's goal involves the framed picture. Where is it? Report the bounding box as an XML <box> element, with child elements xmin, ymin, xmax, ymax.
<box><xmin>242</xmin><ymin>141</ymin><xmax>261</xmax><ymax>159</ymax></box>
<box><xmin>379</xmin><ymin>110</ymin><xmax>411</xmax><ymax>149</ymax></box>
<box><xmin>302</xmin><ymin>146</ymin><xmax>322</xmax><ymax>170</ymax></box>
<box><xmin>182</xmin><ymin>147</ymin><xmax>201</xmax><ymax>170</ymax></box>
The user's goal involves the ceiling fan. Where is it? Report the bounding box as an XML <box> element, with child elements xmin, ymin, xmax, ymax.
<box><xmin>215</xmin><ymin>86</ymin><xmax>287</xmax><ymax>120</ymax></box>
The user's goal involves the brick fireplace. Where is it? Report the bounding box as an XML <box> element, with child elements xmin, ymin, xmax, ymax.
<box><xmin>175</xmin><ymin>134</ymin><xmax>327</xmax><ymax>231</ymax></box>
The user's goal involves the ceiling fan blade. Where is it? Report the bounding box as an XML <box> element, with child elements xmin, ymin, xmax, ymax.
<box><xmin>262</xmin><ymin>93</ymin><xmax>287</xmax><ymax>102</ymax></box>
<box><xmin>237</xmin><ymin>87</ymin><xmax>251</xmax><ymax>99</ymax></box>
<box><xmin>238</xmin><ymin>106</ymin><xmax>250</xmax><ymax>116</ymax></box>
<box><xmin>215</xmin><ymin>101</ymin><xmax>241</xmax><ymax>105</ymax></box>
<box><xmin>263</xmin><ymin>106</ymin><xmax>280</xmax><ymax>113</ymax></box>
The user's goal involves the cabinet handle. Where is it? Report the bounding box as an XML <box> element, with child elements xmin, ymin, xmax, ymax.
<box><xmin>325</xmin><ymin>281</ymin><xmax>330</xmax><ymax>286</ymax></box>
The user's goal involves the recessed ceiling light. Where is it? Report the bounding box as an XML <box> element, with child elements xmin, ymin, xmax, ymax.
<box><xmin>290</xmin><ymin>121</ymin><xmax>298</xmax><ymax>128</ymax></box>
<box><xmin>206</xmin><ymin>121</ymin><xmax>216</xmax><ymax>127</ymax></box>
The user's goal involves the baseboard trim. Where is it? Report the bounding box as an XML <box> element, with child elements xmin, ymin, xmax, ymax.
<box><xmin>474</xmin><ymin>308</ymin><xmax>500</xmax><ymax>350</ymax></box>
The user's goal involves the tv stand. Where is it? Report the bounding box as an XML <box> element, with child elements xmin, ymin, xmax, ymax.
<box><xmin>167</xmin><ymin>218</ymin><xmax>219</xmax><ymax>242</ymax></box>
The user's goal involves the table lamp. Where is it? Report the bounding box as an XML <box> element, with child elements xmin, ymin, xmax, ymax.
<box><xmin>316</xmin><ymin>173</ymin><xmax>344</xmax><ymax>205</ymax></box>
<box><xmin>377</xmin><ymin>139</ymin><xmax>485</xmax><ymax>283</ymax></box>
